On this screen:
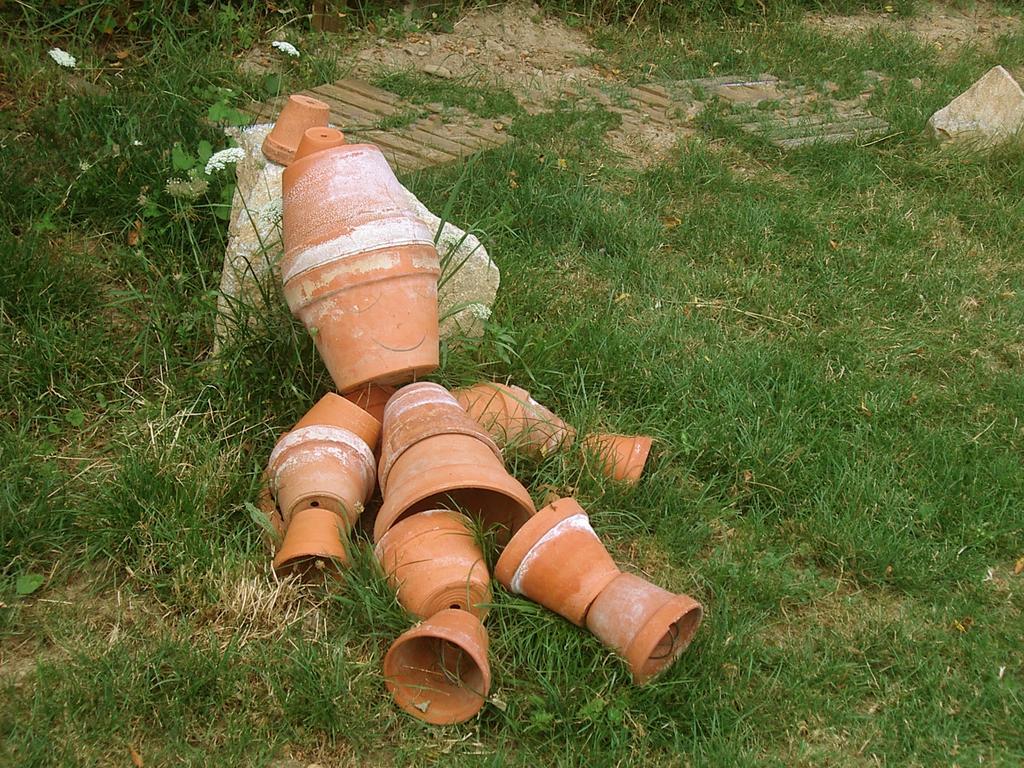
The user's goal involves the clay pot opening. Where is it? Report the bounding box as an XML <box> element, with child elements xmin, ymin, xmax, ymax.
<box><xmin>634</xmin><ymin>602</ymin><xmax>703</xmax><ymax>681</ymax></box>
<box><xmin>398</xmin><ymin>488</ymin><xmax>529</xmax><ymax>538</ymax></box>
<box><xmin>272</xmin><ymin>507</ymin><xmax>350</xmax><ymax>579</ymax></box>
<box><xmin>383</xmin><ymin>609</ymin><xmax>491</xmax><ymax>724</ymax></box>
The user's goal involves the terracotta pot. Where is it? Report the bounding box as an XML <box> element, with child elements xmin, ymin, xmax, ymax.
<box><xmin>585</xmin><ymin>572</ymin><xmax>703</xmax><ymax>685</ymax></box>
<box><xmin>342</xmin><ymin>383</ymin><xmax>396</xmax><ymax>424</ymax></box>
<box><xmin>294</xmin><ymin>392</ymin><xmax>381</xmax><ymax>451</ymax></box>
<box><xmin>262</xmin><ymin>94</ymin><xmax>330</xmax><ymax>166</ymax></box>
<box><xmin>374</xmin><ymin>433</ymin><xmax>535</xmax><ymax>544</ymax></box>
<box><xmin>282</xmin><ymin>143</ymin><xmax>440</xmax><ymax>391</ymax></box>
<box><xmin>378</xmin><ymin>383</ymin><xmax>499</xmax><ymax>493</ymax></box>
<box><xmin>494</xmin><ymin>497</ymin><xmax>619</xmax><ymax>626</ymax></box>
<box><xmin>454</xmin><ymin>383</ymin><xmax>576</xmax><ymax>459</ymax></box>
<box><xmin>267</xmin><ymin>425</ymin><xmax>376</xmax><ymax>526</ymax></box>
<box><xmin>383</xmin><ymin>609</ymin><xmax>491</xmax><ymax>724</ymax></box>
<box><xmin>375</xmin><ymin>510</ymin><xmax>491</xmax><ymax>620</ymax></box>
<box><xmin>272</xmin><ymin>506</ymin><xmax>349</xmax><ymax>577</ymax></box>
<box><xmin>584</xmin><ymin>433</ymin><xmax>654</xmax><ymax>484</ymax></box>
<box><xmin>292</xmin><ymin>126</ymin><xmax>346</xmax><ymax>163</ymax></box>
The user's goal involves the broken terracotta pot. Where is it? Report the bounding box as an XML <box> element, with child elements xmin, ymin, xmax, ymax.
<box><xmin>584</xmin><ymin>433</ymin><xmax>654</xmax><ymax>484</ymax></box>
<box><xmin>376</xmin><ymin>509</ymin><xmax>491</xmax><ymax>620</ymax></box>
<box><xmin>585</xmin><ymin>572</ymin><xmax>703</xmax><ymax>685</ymax></box>
<box><xmin>292</xmin><ymin>126</ymin><xmax>346</xmax><ymax>163</ymax></box>
<box><xmin>272</xmin><ymin>506</ymin><xmax>349</xmax><ymax>577</ymax></box>
<box><xmin>261</xmin><ymin>94</ymin><xmax>330</xmax><ymax>166</ymax></box>
<box><xmin>281</xmin><ymin>143</ymin><xmax>440</xmax><ymax>391</ymax></box>
<box><xmin>293</xmin><ymin>391</ymin><xmax>381</xmax><ymax>450</ymax></box>
<box><xmin>374</xmin><ymin>383</ymin><xmax>535</xmax><ymax>543</ymax></box>
<box><xmin>494</xmin><ymin>497</ymin><xmax>619</xmax><ymax>626</ymax></box>
<box><xmin>267</xmin><ymin>424</ymin><xmax>376</xmax><ymax>527</ymax></box>
<box><xmin>342</xmin><ymin>383</ymin><xmax>397</xmax><ymax>424</ymax></box>
<box><xmin>383</xmin><ymin>608</ymin><xmax>491</xmax><ymax>724</ymax></box>
<box><xmin>454</xmin><ymin>382</ymin><xmax>575</xmax><ymax>459</ymax></box>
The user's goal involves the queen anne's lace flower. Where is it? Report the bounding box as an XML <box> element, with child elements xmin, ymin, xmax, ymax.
<box><xmin>48</xmin><ymin>48</ymin><xmax>77</xmax><ymax>68</ymax></box>
<box><xmin>467</xmin><ymin>303</ymin><xmax>492</xmax><ymax>321</ymax></box>
<box><xmin>204</xmin><ymin>147</ymin><xmax>246</xmax><ymax>175</ymax></box>
<box><xmin>271</xmin><ymin>41</ymin><xmax>300</xmax><ymax>58</ymax></box>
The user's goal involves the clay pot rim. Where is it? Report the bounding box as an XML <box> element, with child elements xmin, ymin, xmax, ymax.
<box><xmin>383</xmin><ymin>608</ymin><xmax>491</xmax><ymax>725</ymax></box>
<box><xmin>373</xmin><ymin>461</ymin><xmax>535</xmax><ymax>543</ymax></box>
<box><xmin>294</xmin><ymin>392</ymin><xmax>381</xmax><ymax>446</ymax></box>
<box><xmin>493</xmin><ymin>497</ymin><xmax>583</xmax><ymax>586</ymax></box>
<box><xmin>626</xmin><ymin>592</ymin><xmax>703</xmax><ymax>684</ymax></box>
<box><xmin>267</xmin><ymin>424</ymin><xmax>376</xmax><ymax>475</ymax></box>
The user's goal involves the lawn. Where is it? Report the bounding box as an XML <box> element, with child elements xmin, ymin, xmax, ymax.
<box><xmin>1</xmin><ymin>1</ymin><xmax>1022</xmax><ymax>766</ymax></box>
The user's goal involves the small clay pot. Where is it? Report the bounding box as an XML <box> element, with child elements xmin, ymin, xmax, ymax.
<box><xmin>292</xmin><ymin>126</ymin><xmax>346</xmax><ymax>163</ymax></box>
<box><xmin>343</xmin><ymin>383</ymin><xmax>397</xmax><ymax>424</ymax></box>
<box><xmin>267</xmin><ymin>425</ymin><xmax>376</xmax><ymax>526</ymax></box>
<box><xmin>383</xmin><ymin>609</ymin><xmax>491</xmax><ymax>725</ymax></box>
<box><xmin>584</xmin><ymin>433</ymin><xmax>654</xmax><ymax>484</ymax></box>
<box><xmin>585</xmin><ymin>572</ymin><xmax>703</xmax><ymax>685</ymax></box>
<box><xmin>294</xmin><ymin>392</ymin><xmax>381</xmax><ymax>451</ymax></box>
<box><xmin>494</xmin><ymin>497</ymin><xmax>619</xmax><ymax>626</ymax></box>
<box><xmin>375</xmin><ymin>510</ymin><xmax>491</xmax><ymax>620</ymax></box>
<box><xmin>262</xmin><ymin>94</ymin><xmax>330</xmax><ymax>166</ymax></box>
<box><xmin>454</xmin><ymin>383</ymin><xmax>575</xmax><ymax>459</ymax></box>
<box><xmin>282</xmin><ymin>143</ymin><xmax>440</xmax><ymax>391</ymax></box>
<box><xmin>272</xmin><ymin>506</ymin><xmax>349</xmax><ymax>577</ymax></box>
<box><xmin>378</xmin><ymin>383</ymin><xmax>500</xmax><ymax>493</ymax></box>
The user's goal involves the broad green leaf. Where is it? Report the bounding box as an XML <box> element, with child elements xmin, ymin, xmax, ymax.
<box><xmin>16</xmin><ymin>574</ymin><xmax>44</xmax><ymax>596</ymax></box>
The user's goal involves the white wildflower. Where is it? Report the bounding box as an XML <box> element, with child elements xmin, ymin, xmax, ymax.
<box><xmin>204</xmin><ymin>147</ymin><xmax>246</xmax><ymax>175</ymax></box>
<box><xmin>256</xmin><ymin>198</ymin><xmax>283</xmax><ymax>228</ymax></box>
<box><xmin>165</xmin><ymin>176</ymin><xmax>209</xmax><ymax>199</ymax></box>
<box><xmin>48</xmin><ymin>48</ymin><xmax>77</xmax><ymax>68</ymax></box>
<box><xmin>271</xmin><ymin>40</ymin><xmax>300</xmax><ymax>58</ymax></box>
<box><xmin>132</xmin><ymin>140</ymin><xmax>143</xmax><ymax>147</ymax></box>
<box><xmin>467</xmin><ymin>303</ymin><xmax>492</xmax><ymax>321</ymax></box>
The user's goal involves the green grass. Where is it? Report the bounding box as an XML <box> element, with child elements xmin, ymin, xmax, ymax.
<box><xmin>2</xmin><ymin>2</ymin><xmax>1024</xmax><ymax>766</ymax></box>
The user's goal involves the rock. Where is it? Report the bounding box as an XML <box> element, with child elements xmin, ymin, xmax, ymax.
<box><xmin>400</xmin><ymin>188</ymin><xmax>499</xmax><ymax>339</ymax></box>
<box><xmin>213</xmin><ymin>125</ymin><xmax>499</xmax><ymax>353</ymax></box>
<box><xmin>927</xmin><ymin>65</ymin><xmax>1024</xmax><ymax>146</ymax></box>
<box><xmin>422</xmin><ymin>64</ymin><xmax>454</xmax><ymax>79</ymax></box>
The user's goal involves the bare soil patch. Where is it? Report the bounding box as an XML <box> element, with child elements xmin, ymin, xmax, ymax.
<box><xmin>807</xmin><ymin>2</ymin><xmax>1020</xmax><ymax>55</ymax></box>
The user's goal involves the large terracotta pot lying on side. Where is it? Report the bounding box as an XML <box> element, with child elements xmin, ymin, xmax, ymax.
<box><xmin>262</xmin><ymin>94</ymin><xmax>330</xmax><ymax>166</ymax></box>
<box><xmin>585</xmin><ymin>572</ymin><xmax>703</xmax><ymax>685</ymax></box>
<box><xmin>376</xmin><ymin>510</ymin><xmax>491</xmax><ymax>620</ymax></box>
<box><xmin>282</xmin><ymin>142</ymin><xmax>440</xmax><ymax>391</ymax></box>
<box><xmin>383</xmin><ymin>608</ymin><xmax>491</xmax><ymax>724</ymax></box>
<box><xmin>454</xmin><ymin>383</ymin><xmax>575</xmax><ymax>459</ymax></box>
<box><xmin>272</xmin><ymin>506</ymin><xmax>349</xmax><ymax>578</ymax></box>
<box><xmin>267</xmin><ymin>425</ymin><xmax>376</xmax><ymax>527</ymax></box>
<box><xmin>494</xmin><ymin>497</ymin><xmax>619</xmax><ymax>626</ymax></box>
<box><xmin>583</xmin><ymin>433</ymin><xmax>654</xmax><ymax>485</ymax></box>
<box><xmin>374</xmin><ymin>383</ymin><xmax>535</xmax><ymax>543</ymax></box>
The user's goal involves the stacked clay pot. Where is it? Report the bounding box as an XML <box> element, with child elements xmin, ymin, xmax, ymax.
<box><xmin>281</xmin><ymin>132</ymin><xmax>441</xmax><ymax>392</ymax></box>
<box><xmin>262</xmin><ymin>94</ymin><xmax>330</xmax><ymax>166</ymax></box>
<box><xmin>374</xmin><ymin>382</ymin><xmax>536</xmax><ymax>544</ymax></box>
<box><xmin>496</xmin><ymin>497</ymin><xmax>703</xmax><ymax>684</ymax></box>
<box><xmin>266</xmin><ymin>393</ymin><xmax>380</xmax><ymax>576</ymax></box>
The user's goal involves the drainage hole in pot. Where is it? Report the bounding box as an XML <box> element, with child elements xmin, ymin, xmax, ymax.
<box><xmin>450</xmin><ymin>604</ymin><xmax>462</xmax><ymax>610</ymax></box>
<box><xmin>310</xmin><ymin>501</ymin><xmax>320</xmax><ymax>507</ymax></box>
